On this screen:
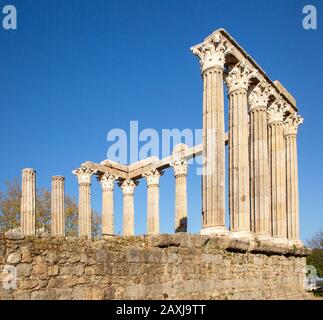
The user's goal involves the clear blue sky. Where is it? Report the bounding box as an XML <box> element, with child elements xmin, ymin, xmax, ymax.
<box><xmin>0</xmin><ymin>0</ymin><xmax>322</xmax><ymax>241</ymax></box>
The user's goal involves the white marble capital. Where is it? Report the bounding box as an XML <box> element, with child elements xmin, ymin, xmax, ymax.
<box><xmin>143</xmin><ymin>169</ymin><xmax>161</xmax><ymax>186</ymax></box>
<box><xmin>225</xmin><ymin>60</ymin><xmax>258</xmax><ymax>94</ymax></box>
<box><xmin>120</xmin><ymin>179</ymin><xmax>137</xmax><ymax>196</ymax></box>
<box><xmin>284</xmin><ymin>113</ymin><xmax>304</xmax><ymax>136</ymax></box>
<box><xmin>72</xmin><ymin>166</ymin><xmax>98</xmax><ymax>184</ymax></box>
<box><xmin>267</xmin><ymin>98</ymin><xmax>289</xmax><ymax>124</ymax></box>
<box><xmin>191</xmin><ymin>32</ymin><xmax>233</xmax><ymax>72</ymax></box>
<box><xmin>98</xmin><ymin>173</ymin><xmax>117</xmax><ymax>191</ymax></box>
<box><xmin>248</xmin><ymin>81</ymin><xmax>274</xmax><ymax>111</ymax></box>
<box><xmin>170</xmin><ymin>159</ymin><xmax>188</xmax><ymax>177</ymax></box>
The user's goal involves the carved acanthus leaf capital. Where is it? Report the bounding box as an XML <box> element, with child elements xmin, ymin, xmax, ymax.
<box><xmin>98</xmin><ymin>174</ymin><xmax>118</xmax><ymax>191</ymax></box>
<box><xmin>191</xmin><ymin>33</ymin><xmax>233</xmax><ymax>72</ymax></box>
<box><xmin>225</xmin><ymin>60</ymin><xmax>258</xmax><ymax>94</ymax></box>
<box><xmin>120</xmin><ymin>179</ymin><xmax>137</xmax><ymax>195</ymax></box>
<box><xmin>143</xmin><ymin>169</ymin><xmax>161</xmax><ymax>186</ymax></box>
<box><xmin>267</xmin><ymin>98</ymin><xmax>289</xmax><ymax>124</ymax></box>
<box><xmin>72</xmin><ymin>166</ymin><xmax>98</xmax><ymax>184</ymax></box>
<box><xmin>170</xmin><ymin>159</ymin><xmax>188</xmax><ymax>177</ymax></box>
<box><xmin>248</xmin><ymin>81</ymin><xmax>275</xmax><ymax>110</ymax></box>
<box><xmin>284</xmin><ymin>113</ymin><xmax>304</xmax><ymax>136</ymax></box>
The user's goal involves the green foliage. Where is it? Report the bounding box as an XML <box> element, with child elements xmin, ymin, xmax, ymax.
<box><xmin>307</xmin><ymin>248</ymin><xmax>323</xmax><ymax>278</ymax></box>
<box><xmin>313</xmin><ymin>289</ymin><xmax>323</xmax><ymax>297</ymax></box>
<box><xmin>0</xmin><ymin>178</ymin><xmax>101</xmax><ymax>237</ymax></box>
<box><xmin>307</xmin><ymin>228</ymin><xmax>323</xmax><ymax>278</ymax></box>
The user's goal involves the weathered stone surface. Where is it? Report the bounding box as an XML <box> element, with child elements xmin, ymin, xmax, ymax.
<box><xmin>0</xmin><ymin>233</ymin><xmax>309</xmax><ymax>300</ymax></box>
<box><xmin>7</xmin><ymin>252</ymin><xmax>21</xmax><ymax>264</ymax></box>
<box><xmin>16</xmin><ymin>263</ymin><xmax>32</xmax><ymax>277</ymax></box>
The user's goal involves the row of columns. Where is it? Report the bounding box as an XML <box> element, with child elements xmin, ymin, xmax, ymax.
<box><xmin>192</xmin><ymin>33</ymin><xmax>303</xmax><ymax>244</ymax></box>
<box><xmin>20</xmin><ymin>161</ymin><xmax>189</xmax><ymax>238</ymax></box>
<box><xmin>21</xmin><ymin>170</ymin><xmax>65</xmax><ymax>236</ymax></box>
<box><xmin>71</xmin><ymin>160</ymin><xmax>189</xmax><ymax>238</ymax></box>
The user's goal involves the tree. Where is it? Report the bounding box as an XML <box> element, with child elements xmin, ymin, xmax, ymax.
<box><xmin>307</xmin><ymin>229</ymin><xmax>323</xmax><ymax>278</ymax></box>
<box><xmin>0</xmin><ymin>178</ymin><xmax>101</xmax><ymax>237</ymax></box>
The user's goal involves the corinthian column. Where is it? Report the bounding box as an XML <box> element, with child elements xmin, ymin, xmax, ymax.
<box><xmin>143</xmin><ymin>169</ymin><xmax>161</xmax><ymax>235</ymax></box>
<box><xmin>248</xmin><ymin>82</ymin><xmax>273</xmax><ymax>238</ymax></box>
<box><xmin>170</xmin><ymin>159</ymin><xmax>188</xmax><ymax>232</ymax></box>
<box><xmin>284</xmin><ymin>113</ymin><xmax>303</xmax><ymax>245</ymax></box>
<box><xmin>21</xmin><ymin>168</ymin><xmax>36</xmax><ymax>236</ymax></box>
<box><xmin>225</xmin><ymin>61</ymin><xmax>257</xmax><ymax>237</ymax></box>
<box><xmin>267</xmin><ymin>99</ymin><xmax>288</xmax><ymax>243</ymax></box>
<box><xmin>72</xmin><ymin>166</ymin><xmax>97</xmax><ymax>238</ymax></box>
<box><xmin>191</xmin><ymin>32</ymin><xmax>232</xmax><ymax>235</ymax></box>
<box><xmin>51</xmin><ymin>176</ymin><xmax>65</xmax><ymax>236</ymax></box>
<box><xmin>120</xmin><ymin>179</ymin><xmax>137</xmax><ymax>236</ymax></box>
<box><xmin>98</xmin><ymin>173</ymin><xmax>117</xmax><ymax>236</ymax></box>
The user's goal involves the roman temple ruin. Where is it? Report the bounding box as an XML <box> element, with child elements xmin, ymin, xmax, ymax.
<box><xmin>1</xmin><ymin>29</ymin><xmax>309</xmax><ymax>300</ymax></box>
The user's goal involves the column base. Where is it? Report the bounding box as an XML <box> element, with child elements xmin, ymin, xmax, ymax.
<box><xmin>102</xmin><ymin>234</ymin><xmax>116</xmax><ymax>240</ymax></box>
<box><xmin>200</xmin><ymin>226</ymin><xmax>229</xmax><ymax>236</ymax></box>
<box><xmin>255</xmin><ymin>234</ymin><xmax>272</xmax><ymax>242</ymax></box>
<box><xmin>230</xmin><ymin>230</ymin><xmax>254</xmax><ymax>240</ymax></box>
<box><xmin>272</xmin><ymin>237</ymin><xmax>289</xmax><ymax>246</ymax></box>
<box><xmin>289</xmin><ymin>239</ymin><xmax>304</xmax><ymax>248</ymax></box>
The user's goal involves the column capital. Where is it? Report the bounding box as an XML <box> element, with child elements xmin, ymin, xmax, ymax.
<box><xmin>248</xmin><ymin>81</ymin><xmax>275</xmax><ymax>111</ymax></box>
<box><xmin>267</xmin><ymin>98</ymin><xmax>289</xmax><ymax>125</ymax></box>
<box><xmin>120</xmin><ymin>179</ymin><xmax>137</xmax><ymax>196</ymax></box>
<box><xmin>225</xmin><ymin>60</ymin><xmax>258</xmax><ymax>94</ymax></box>
<box><xmin>72</xmin><ymin>166</ymin><xmax>97</xmax><ymax>184</ymax></box>
<box><xmin>191</xmin><ymin>32</ymin><xmax>233</xmax><ymax>72</ymax></box>
<box><xmin>170</xmin><ymin>159</ymin><xmax>188</xmax><ymax>177</ymax></box>
<box><xmin>284</xmin><ymin>113</ymin><xmax>304</xmax><ymax>136</ymax></box>
<box><xmin>143</xmin><ymin>169</ymin><xmax>161</xmax><ymax>187</ymax></box>
<box><xmin>22</xmin><ymin>168</ymin><xmax>36</xmax><ymax>175</ymax></box>
<box><xmin>98</xmin><ymin>173</ymin><xmax>118</xmax><ymax>191</ymax></box>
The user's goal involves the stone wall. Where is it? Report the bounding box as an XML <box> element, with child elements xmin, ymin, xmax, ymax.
<box><xmin>0</xmin><ymin>232</ymin><xmax>309</xmax><ymax>300</ymax></box>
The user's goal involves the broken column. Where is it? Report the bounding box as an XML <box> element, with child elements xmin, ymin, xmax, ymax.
<box><xmin>51</xmin><ymin>176</ymin><xmax>65</xmax><ymax>236</ymax></box>
<box><xmin>21</xmin><ymin>168</ymin><xmax>36</xmax><ymax>236</ymax></box>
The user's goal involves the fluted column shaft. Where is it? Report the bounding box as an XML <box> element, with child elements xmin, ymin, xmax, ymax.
<box><xmin>228</xmin><ymin>88</ymin><xmax>250</xmax><ymax>232</ymax></box>
<box><xmin>202</xmin><ymin>67</ymin><xmax>226</xmax><ymax>230</ymax></box>
<box><xmin>51</xmin><ymin>176</ymin><xmax>65</xmax><ymax>236</ymax></box>
<box><xmin>225</xmin><ymin>62</ymin><xmax>257</xmax><ymax>235</ymax></box>
<box><xmin>73</xmin><ymin>167</ymin><xmax>97</xmax><ymax>238</ymax></box>
<box><xmin>286</xmin><ymin>134</ymin><xmax>299</xmax><ymax>240</ymax></box>
<box><xmin>99</xmin><ymin>174</ymin><xmax>116</xmax><ymax>235</ymax></box>
<box><xmin>120</xmin><ymin>179</ymin><xmax>136</xmax><ymax>236</ymax></box>
<box><xmin>248</xmin><ymin>82</ymin><xmax>273</xmax><ymax>237</ymax></box>
<box><xmin>78</xmin><ymin>183</ymin><xmax>91</xmax><ymax>238</ymax></box>
<box><xmin>191</xmin><ymin>34</ymin><xmax>231</xmax><ymax>234</ymax></box>
<box><xmin>143</xmin><ymin>170</ymin><xmax>160</xmax><ymax>235</ymax></box>
<box><xmin>21</xmin><ymin>168</ymin><xmax>36</xmax><ymax>236</ymax></box>
<box><xmin>171</xmin><ymin>159</ymin><xmax>188</xmax><ymax>232</ymax></box>
<box><xmin>250</xmin><ymin>107</ymin><xmax>270</xmax><ymax>235</ymax></box>
<box><xmin>268</xmin><ymin>102</ymin><xmax>287</xmax><ymax>239</ymax></box>
<box><xmin>284</xmin><ymin>114</ymin><xmax>303</xmax><ymax>242</ymax></box>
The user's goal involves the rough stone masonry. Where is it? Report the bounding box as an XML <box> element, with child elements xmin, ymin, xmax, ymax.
<box><xmin>0</xmin><ymin>233</ymin><xmax>309</xmax><ymax>300</ymax></box>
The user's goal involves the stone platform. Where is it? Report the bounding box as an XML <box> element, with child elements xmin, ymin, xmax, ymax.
<box><xmin>0</xmin><ymin>232</ymin><xmax>310</xmax><ymax>300</ymax></box>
